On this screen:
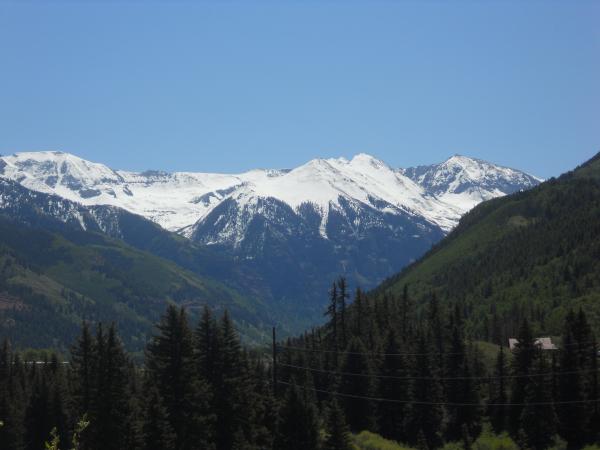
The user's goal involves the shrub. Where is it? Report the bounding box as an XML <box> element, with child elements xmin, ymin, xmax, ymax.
<box><xmin>352</xmin><ymin>431</ymin><xmax>416</xmax><ymax>450</ymax></box>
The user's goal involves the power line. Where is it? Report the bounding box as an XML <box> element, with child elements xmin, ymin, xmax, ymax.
<box><xmin>277</xmin><ymin>338</ymin><xmax>597</xmax><ymax>358</ymax></box>
<box><xmin>277</xmin><ymin>344</ymin><xmax>467</xmax><ymax>357</ymax></box>
<box><xmin>276</xmin><ymin>380</ymin><xmax>600</xmax><ymax>407</ymax></box>
<box><xmin>278</xmin><ymin>362</ymin><xmax>600</xmax><ymax>381</ymax></box>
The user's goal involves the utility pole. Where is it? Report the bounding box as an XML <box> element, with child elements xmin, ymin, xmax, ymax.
<box><xmin>272</xmin><ymin>326</ymin><xmax>277</xmax><ymax>397</ymax></box>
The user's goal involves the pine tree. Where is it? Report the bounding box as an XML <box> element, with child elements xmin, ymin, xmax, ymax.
<box><xmin>245</xmin><ymin>357</ymin><xmax>277</xmax><ymax>450</ymax></box>
<box><xmin>70</xmin><ymin>322</ymin><xmax>96</xmax><ymax>418</ymax></box>
<box><xmin>325</xmin><ymin>282</ymin><xmax>339</xmax><ymax>353</ymax></box>
<box><xmin>557</xmin><ymin>310</ymin><xmax>587</xmax><ymax>446</ymax></box>
<box><xmin>509</xmin><ymin>317</ymin><xmax>536</xmax><ymax>435</ymax></box>
<box><xmin>407</xmin><ymin>332</ymin><xmax>444</xmax><ymax>450</ymax></box>
<box><xmin>574</xmin><ymin>308</ymin><xmax>598</xmax><ymax>442</ymax></box>
<box><xmin>213</xmin><ymin>310</ymin><xmax>252</xmax><ymax>450</ymax></box>
<box><xmin>274</xmin><ymin>380</ymin><xmax>320</xmax><ymax>450</ymax></box>
<box><xmin>377</xmin><ymin>329</ymin><xmax>410</xmax><ymax>443</ymax></box>
<box><xmin>352</xmin><ymin>288</ymin><xmax>364</xmax><ymax>338</ymax></box>
<box><xmin>122</xmin><ymin>364</ymin><xmax>144</xmax><ymax>450</ymax></box>
<box><xmin>146</xmin><ymin>305</ymin><xmax>214</xmax><ymax>450</ymax></box>
<box><xmin>47</xmin><ymin>356</ymin><xmax>70</xmax><ymax>449</ymax></box>
<box><xmin>142</xmin><ymin>385</ymin><xmax>176</xmax><ymax>450</ymax></box>
<box><xmin>400</xmin><ymin>284</ymin><xmax>412</xmax><ymax>341</ymax></box>
<box><xmin>488</xmin><ymin>346</ymin><xmax>509</xmax><ymax>433</ymax></box>
<box><xmin>337</xmin><ymin>277</ymin><xmax>349</xmax><ymax>351</ymax></box>
<box><xmin>445</xmin><ymin>326</ymin><xmax>481</xmax><ymax>442</ymax></box>
<box><xmin>24</xmin><ymin>364</ymin><xmax>52</xmax><ymax>450</ymax></box>
<box><xmin>90</xmin><ymin>324</ymin><xmax>131</xmax><ymax>450</ymax></box>
<box><xmin>338</xmin><ymin>337</ymin><xmax>376</xmax><ymax>433</ymax></box>
<box><xmin>194</xmin><ymin>305</ymin><xmax>220</xmax><ymax>387</ymax></box>
<box><xmin>519</xmin><ymin>353</ymin><xmax>558</xmax><ymax>450</ymax></box>
<box><xmin>0</xmin><ymin>340</ymin><xmax>25</xmax><ymax>450</ymax></box>
<box><xmin>323</xmin><ymin>398</ymin><xmax>353</xmax><ymax>450</ymax></box>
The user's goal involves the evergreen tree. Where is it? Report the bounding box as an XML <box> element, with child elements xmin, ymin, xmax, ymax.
<box><xmin>275</xmin><ymin>380</ymin><xmax>320</xmax><ymax>450</ymax></box>
<box><xmin>70</xmin><ymin>322</ymin><xmax>96</xmax><ymax>418</ymax></box>
<box><xmin>399</xmin><ymin>284</ymin><xmax>412</xmax><ymax>341</ymax></box>
<box><xmin>47</xmin><ymin>357</ymin><xmax>70</xmax><ymax>449</ymax></box>
<box><xmin>325</xmin><ymin>282</ymin><xmax>338</xmax><ymax>353</ymax></box>
<box><xmin>519</xmin><ymin>352</ymin><xmax>558</xmax><ymax>450</ymax></box>
<box><xmin>509</xmin><ymin>318</ymin><xmax>536</xmax><ymax>435</ymax></box>
<box><xmin>24</xmin><ymin>365</ymin><xmax>52</xmax><ymax>450</ymax></box>
<box><xmin>338</xmin><ymin>337</ymin><xmax>376</xmax><ymax>433</ymax></box>
<box><xmin>194</xmin><ymin>305</ymin><xmax>220</xmax><ymax>387</ymax></box>
<box><xmin>377</xmin><ymin>329</ymin><xmax>410</xmax><ymax>443</ymax></box>
<box><xmin>0</xmin><ymin>340</ymin><xmax>25</xmax><ymax>450</ymax></box>
<box><xmin>323</xmin><ymin>398</ymin><xmax>352</xmax><ymax>450</ymax></box>
<box><xmin>445</xmin><ymin>326</ymin><xmax>481</xmax><ymax>442</ymax></box>
<box><xmin>488</xmin><ymin>346</ymin><xmax>509</xmax><ymax>433</ymax></box>
<box><xmin>557</xmin><ymin>310</ymin><xmax>587</xmax><ymax>446</ymax></box>
<box><xmin>142</xmin><ymin>385</ymin><xmax>176</xmax><ymax>450</ymax></box>
<box><xmin>89</xmin><ymin>324</ymin><xmax>131</xmax><ymax>450</ymax></box>
<box><xmin>145</xmin><ymin>305</ymin><xmax>213</xmax><ymax>450</ymax></box>
<box><xmin>213</xmin><ymin>311</ymin><xmax>252</xmax><ymax>450</ymax></box>
<box><xmin>337</xmin><ymin>277</ymin><xmax>349</xmax><ymax>351</ymax></box>
<box><xmin>352</xmin><ymin>288</ymin><xmax>364</xmax><ymax>338</ymax></box>
<box><xmin>122</xmin><ymin>364</ymin><xmax>144</xmax><ymax>450</ymax></box>
<box><xmin>407</xmin><ymin>333</ymin><xmax>444</xmax><ymax>450</ymax></box>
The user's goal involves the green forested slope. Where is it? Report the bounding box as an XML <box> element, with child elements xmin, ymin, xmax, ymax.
<box><xmin>377</xmin><ymin>152</ymin><xmax>600</xmax><ymax>339</ymax></box>
<box><xmin>0</xmin><ymin>217</ymin><xmax>271</xmax><ymax>352</ymax></box>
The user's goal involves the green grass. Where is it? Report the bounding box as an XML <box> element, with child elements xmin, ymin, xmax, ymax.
<box><xmin>471</xmin><ymin>427</ymin><xmax>519</xmax><ymax>450</ymax></box>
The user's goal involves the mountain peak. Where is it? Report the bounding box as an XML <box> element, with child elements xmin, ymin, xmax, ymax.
<box><xmin>402</xmin><ymin>154</ymin><xmax>542</xmax><ymax>211</ymax></box>
<box><xmin>443</xmin><ymin>154</ymin><xmax>482</xmax><ymax>166</ymax></box>
<box><xmin>0</xmin><ymin>150</ymin><xmax>541</xmax><ymax>236</ymax></box>
<box><xmin>348</xmin><ymin>153</ymin><xmax>388</xmax><ymax>170</ymax></box>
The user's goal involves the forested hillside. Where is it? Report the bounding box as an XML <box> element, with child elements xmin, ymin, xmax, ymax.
<box><xmin>376</xmin><ymin>151</ymin><xmax>600</xmax><ymax>340</ymax></box>
<box><xmin>0</xmin><ymin>217</ymin><xmax>271</xmax><ymax>352</ymax></box>
<box><xmin>276</xmin><ymin>277</ymin><xmax>599</xmax><ymax>449</ymax></box>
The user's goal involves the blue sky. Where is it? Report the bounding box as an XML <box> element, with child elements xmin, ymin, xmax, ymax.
<box><xmin>0</xmin><ymin>1</ymin><xmax>598</xmax><ymax>178</ymax></box>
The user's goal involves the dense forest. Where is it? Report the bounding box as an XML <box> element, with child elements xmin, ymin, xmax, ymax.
<box><xmin>376</xmin><ymin>153</ymin><xmax>600</xmax><ymax>339</ymax></box>
<box><xmin>1</xmin><ymin>287</ymin><xmax>599</xmax><ymax>450</ymax></box>
<box><xmin>0</xmin><ymin>305</ymin><xmax>277</xmax><ymax>450</ymax></box>
<box><xmin>279</xmin><ymin>278</ymin><xmax>599</xmax><ymax>449</ymax></box>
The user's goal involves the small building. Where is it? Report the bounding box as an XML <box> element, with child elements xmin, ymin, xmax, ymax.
<box><xmin>508</xmin><ymin>337</ymin><xmax>558</xmax><ymax>352</ymax></box>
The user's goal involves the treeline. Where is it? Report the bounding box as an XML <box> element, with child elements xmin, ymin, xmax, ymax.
<box><xmin>1</xmin><ymin>284</ymin><xmax>599</xmax><ymax>450</ymax></box>
<box><xmin>0</xmin><ymin>305</ymin><xmax>279</xmax><ymax>450</ymax></box>
<box><xmin>278</xmin><ymin>278</ymin><xmax>600</xmax><ymax>449</ymax></box>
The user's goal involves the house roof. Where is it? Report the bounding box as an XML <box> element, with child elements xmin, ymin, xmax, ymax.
<box><xmin>508</xmin><ymin>337</ymin><xmax>558</xmax><ymax>351</ymax></box>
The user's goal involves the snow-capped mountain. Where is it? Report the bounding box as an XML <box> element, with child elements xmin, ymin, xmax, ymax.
<box><xmin>400</xmin><ymin>154</ymin><xmax>542</xmax><ymax>212</ymax></box>
<box><xmin>0</xmin><ymin>151</ymin><xmax>538</xmax><ymax>238</ymax></box>
<box><xmin>0</xmin><ymin>150</ymin><xmax>541</xmax><ymax>324</ymax></box>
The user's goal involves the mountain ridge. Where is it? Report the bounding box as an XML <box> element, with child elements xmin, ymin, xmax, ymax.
<box><xmin>0</xmin><ymin>150</ymin><xmax>542</xmax><ymax>328</ymax></box>
<box><xmin>0</xmin><ymin>151</ymin><xmax>540</xmax><ymax>236</ymax></box>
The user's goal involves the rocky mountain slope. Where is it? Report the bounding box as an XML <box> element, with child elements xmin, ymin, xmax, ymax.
<box><xmin>0</xmin><ymin>151</ymin><xmax>541</xmax><ymax>327</ymax></box>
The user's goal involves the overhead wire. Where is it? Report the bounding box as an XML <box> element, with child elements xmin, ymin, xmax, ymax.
<box><xmin>276</xmin><ymin>380</ymin><xmax>600</xmax><ymax>407</ymax></box>
<box><xmin>277</xmin><ymin>361</ymin><xmax>600</xmax><ymax>381</ymax></box>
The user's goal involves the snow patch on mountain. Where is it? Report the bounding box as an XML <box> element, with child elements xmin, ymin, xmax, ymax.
<box><xmin>400</xmin><ymin>154</ymin><xmax>543</xmax><ymax>211</ymax></box>
<box><xmin>0</xmin><ymin>151</ymin><xmax>541</xmax><ymax>243</ymax></box>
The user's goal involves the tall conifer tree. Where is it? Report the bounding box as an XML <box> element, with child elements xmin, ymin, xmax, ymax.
<box><xmin>146</xmin><ymin>305</ymin><xmax>213</xmax><ymax>450</ymax></box>
<box><xmin>338</xmin><ymin>337</ymin><xmax>376</xmax><ymax>433</ymax></box>
<box><xmin>275</xmin><ymin>380</ymin><xmax>320</xmax><ymax>450</ymax></box>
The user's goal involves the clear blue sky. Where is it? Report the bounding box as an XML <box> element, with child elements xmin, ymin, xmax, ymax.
<box><xmin>1</xmin><ymin>1</ymin><xmax>598</xmax><ymax>178</ymax></box>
